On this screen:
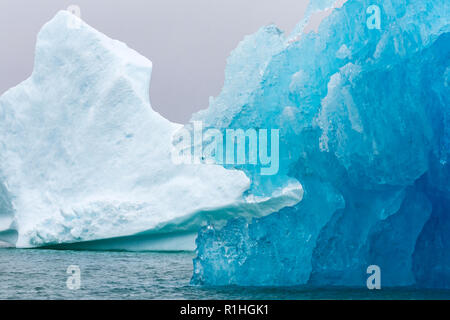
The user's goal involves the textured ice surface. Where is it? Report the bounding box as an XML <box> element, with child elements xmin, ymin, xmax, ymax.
<box><xmin>192</xmin><ymin>0</ymin><xmax>450</xmax><ymax>288</ymax></box>
<box><xmin>0</xmin><ymin>11</ymin><xmax>302</xmax><ymax>250</ymax></box>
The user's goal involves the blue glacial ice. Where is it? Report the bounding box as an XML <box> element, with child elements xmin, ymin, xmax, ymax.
<box><xmin>192</xmin><ymin>0</ymin><xmax>450</xmax><ymax>288</ymax></box>
<box><xmin>0</xmin><ymin>11</ymin><xmax>302</xmax><ymax>250</ymax></box>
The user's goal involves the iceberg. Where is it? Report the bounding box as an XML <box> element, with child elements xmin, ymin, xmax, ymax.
<box><xmin>0</xmin><ymin>0</ymin><xmax>448</xmax><ymax>290</ymax></box>
<box><xmin>0</xmin><ymin>11</ymin><xmax>302</xmax><ymax>250</ymax></box>
<box><xmin>192</xmin><ymin>0</ymin><xmax>450</xmax><ymax>288</ymax></box>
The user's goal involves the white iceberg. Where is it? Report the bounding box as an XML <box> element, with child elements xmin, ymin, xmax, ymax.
<box><xmin>0</xmin><ymin>11</ymin><xmax>302</xmax><ymax>250</ymax></box>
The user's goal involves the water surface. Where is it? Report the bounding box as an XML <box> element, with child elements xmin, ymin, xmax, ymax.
<box><xmin>0</xmin><ymin>249</ymin><xmax>448</xmax><ymax>300</ymax></box>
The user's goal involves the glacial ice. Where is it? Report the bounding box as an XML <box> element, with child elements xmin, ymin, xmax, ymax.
<box><xmin>0</xmin><ymin>11</ymin><xmax>302</xmax><ymax>250</ymax></box>
<box><xmin>192</xmin><ymin>0</ymin><xmax>450</xmax><ymax>288</ymax></box>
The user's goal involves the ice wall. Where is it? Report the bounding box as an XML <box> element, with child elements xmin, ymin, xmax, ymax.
<box><xmin>192</xmin><ymin>0</ymin><xmax>450</xmax><ymax>288</ymax></box>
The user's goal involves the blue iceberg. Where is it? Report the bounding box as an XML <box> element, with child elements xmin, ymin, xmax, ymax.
<box><xmin>192</xmin><ymin>0</ymin><xmax>450</xmax><ymax>288</ymax></box>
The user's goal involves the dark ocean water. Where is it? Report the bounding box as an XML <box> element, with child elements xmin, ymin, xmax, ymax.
<box><xmin>0</xmin><ymin>249</ymin><xmax>448</xmax><ymax>300</ymax></box>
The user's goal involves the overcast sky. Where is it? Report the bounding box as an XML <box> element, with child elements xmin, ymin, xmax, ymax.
<box><xmin>0</xmin><ymin>0</ymin><xmax>312</xmax><ymax>123</ymax></box>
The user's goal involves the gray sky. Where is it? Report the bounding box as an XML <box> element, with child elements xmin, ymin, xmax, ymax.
<box><xmin>0</xmin><ymin>0</ymin><xmax>311</xmax><ymax>123</ymax></box>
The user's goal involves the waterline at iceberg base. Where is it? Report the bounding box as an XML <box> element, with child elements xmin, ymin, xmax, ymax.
<box><xmin>0</xmin><ymin>0</ymin><xmax>448</xmax><ymax>291</ymax></box>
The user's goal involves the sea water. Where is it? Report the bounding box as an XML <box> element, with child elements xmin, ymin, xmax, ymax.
<box><xmin>0</xmin><ymin>249</ymin><xmax>448</xmax><ymax>300</ymax></box>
